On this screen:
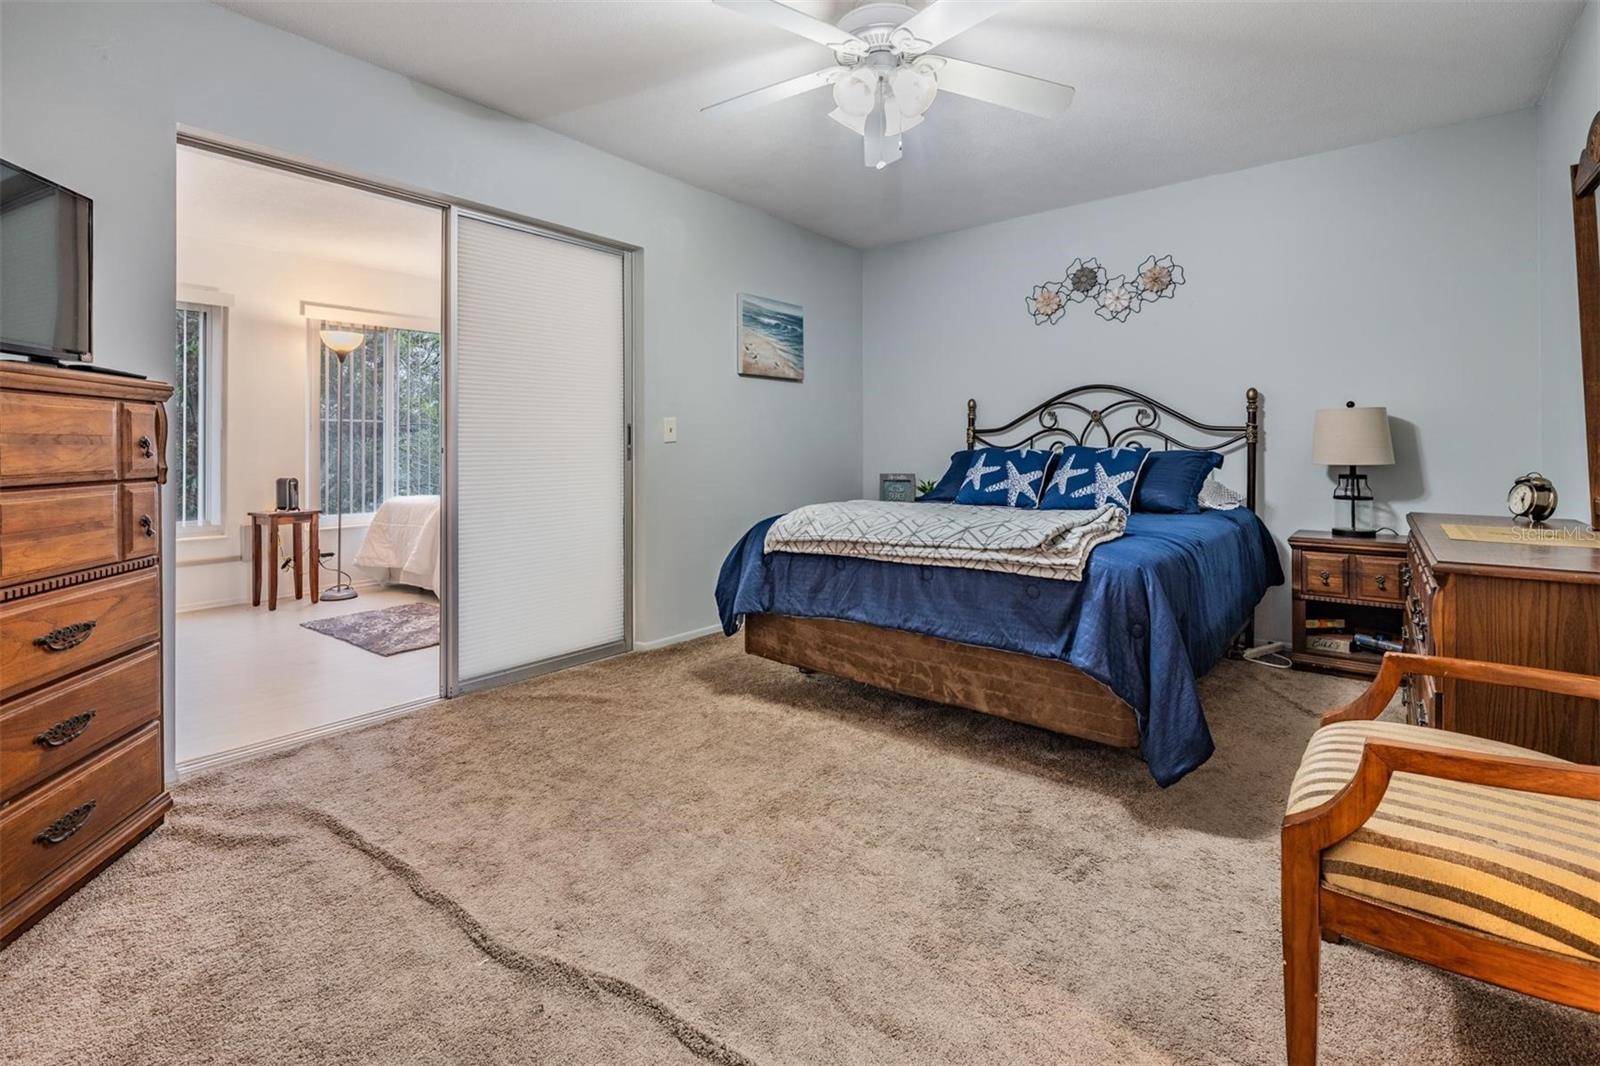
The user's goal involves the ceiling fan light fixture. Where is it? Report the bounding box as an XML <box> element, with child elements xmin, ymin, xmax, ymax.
<box><xmin>832</xmin><ymin>66</ymin><xmax>879</xmax><ymax>118</ymax></box>
<box><xmin>890</xmin><ymin>64</ymin><xmax>937</xmax><ymax>118</ymax></box>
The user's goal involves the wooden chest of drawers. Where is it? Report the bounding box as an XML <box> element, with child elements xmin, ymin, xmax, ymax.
<box><xmin>1403</xmin><ymin>512</ymin><xmax>1600</xmax><ymax>762</ymax></box>
<box><xmin>0</xmin><ymin>362</ymin><xmax>173</xmax><ymax>944</ymax></box>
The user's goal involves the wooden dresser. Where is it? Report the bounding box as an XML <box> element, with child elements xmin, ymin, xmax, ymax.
<box><xmin>0</xmin><ymin>361</ymin><xmax>173</xmax><ymax>943</ymax></box>
<box><xmin>1403</xmin><ymin>511</ymin><xmax>1600</xmax><ymax>763</ymax></box>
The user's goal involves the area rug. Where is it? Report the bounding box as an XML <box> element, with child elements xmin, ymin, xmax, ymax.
<box><xmin>4</xmin><ymin>637</ymin><xmax>1596</xmax><ymax>1065</ymax></box>
<box><xmin>300</xmin><ymin>601</ymin><xmax>439</xmax><ymax>656</ymax></box>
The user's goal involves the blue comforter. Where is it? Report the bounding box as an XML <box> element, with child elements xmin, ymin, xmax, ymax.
<box><xmin>715</xmin><ymin>508</ymin><xmax>1282</xmax><ymax>786</ymax></box>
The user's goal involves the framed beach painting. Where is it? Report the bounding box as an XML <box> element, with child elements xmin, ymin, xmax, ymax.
<box><xmin>737</xmin><ymin>293</ymin><xmax>804</xmax><ymax>382</ymax></box>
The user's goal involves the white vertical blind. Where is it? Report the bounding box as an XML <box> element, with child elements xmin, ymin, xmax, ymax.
<box><xmin>455</xmin><ymin>215</ymin><xmax>625</xmax><ymax>681</ymax></box>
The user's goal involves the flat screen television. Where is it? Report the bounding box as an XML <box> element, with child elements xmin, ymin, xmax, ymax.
<box><xmin>0</xmin><ymin>159</ymin><xmax>93</xmax><ymax>363</ymax></box>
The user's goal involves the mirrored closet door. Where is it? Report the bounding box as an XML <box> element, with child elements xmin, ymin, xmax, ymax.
<box><xmin>446</xmin><ymin>209</ymin><xmax>630</xmax><ymax>694</ymax></box>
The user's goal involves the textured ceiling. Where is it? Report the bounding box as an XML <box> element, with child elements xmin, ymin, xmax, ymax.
<box><xmin>219</xmin><ymin>0</ymin><xmax>1584</xmax><ymax>248</ymax></box>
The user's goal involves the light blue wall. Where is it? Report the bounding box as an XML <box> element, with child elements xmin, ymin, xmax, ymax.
<box><xmin>1537</xmin><ymin>0</ymin><xmax>1599</xmax><ymax>521</ymax></box>
<box><xmin>862</xmin><ymin>110</ymin><xmax>1542</xmax><ymax>641</ymax></box>
<box><xmin>1</xmin><ymin>2</ymin><xmax>865</xmax><ymax>776</ymax></box>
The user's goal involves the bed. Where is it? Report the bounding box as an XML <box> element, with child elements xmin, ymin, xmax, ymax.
<box><xmin>714</xmin><ymin>385</ymin><xmax>1281</xmax><ymax>785</ymax></box>
<box><xmin>354</xmin><ymin>494</ymin><xmax>440</xmax><ymax>594</ymax></box>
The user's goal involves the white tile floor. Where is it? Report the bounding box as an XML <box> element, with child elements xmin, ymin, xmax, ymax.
<box><xmin>175</xmin><ymin>585</ymin><xmax>440</xmax><ymax>767</ymax></box>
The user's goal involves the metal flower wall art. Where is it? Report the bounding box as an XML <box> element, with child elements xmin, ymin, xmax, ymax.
<box><xmin>1026</xmin><ymin>254</ymin><xmax>1185</xmax><ymax>325</ymax></box>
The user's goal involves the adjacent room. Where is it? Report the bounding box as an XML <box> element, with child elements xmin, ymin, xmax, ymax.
<box><xmin>1</xmin><ymin>2</ymin><xmax>1597</xmax><ymax>1064</ymax></box>
<box><xmin>173</xmin><ymin>145</ymin><xmax>445</xmax><ymax>770</ymax></box>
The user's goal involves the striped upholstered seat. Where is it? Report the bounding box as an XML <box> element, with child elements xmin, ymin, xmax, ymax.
<box><xmin>1287</xmin><ymin>720</ymin><xmax>1600</xmax><ymax>963</ymax></box>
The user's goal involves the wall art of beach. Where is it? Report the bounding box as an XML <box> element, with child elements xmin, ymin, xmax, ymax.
<box><xmin>737</xmin><ymin>293</ymin><xmax>804</xmax><ymax>381</ymax></box>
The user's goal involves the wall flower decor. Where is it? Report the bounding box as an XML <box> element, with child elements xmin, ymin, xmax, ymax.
<box><xmin>1026</xmin><ymin>281</ymin><xmax>1067</xmax><ymax>324</ymax></box>
<box><xmin>1094</xmin><ymin>276</ymin><xmax>1140</xmax><ymax>322</ymax></box>
<box><xmin>1027</xmin><ymin>254</ymin><xmax>1185</xmax><ymax>325</ymax></box>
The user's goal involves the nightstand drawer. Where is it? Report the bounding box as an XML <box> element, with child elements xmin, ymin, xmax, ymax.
<box><xmin>1353</xmin><ymin>555</ymin><xmax>1402</xmax><ymax>602</ymax></box>
<box><xmin>1302</xmin><ymin>552</ymin><xmax>1348</xmax><ymax>596</ymax></box>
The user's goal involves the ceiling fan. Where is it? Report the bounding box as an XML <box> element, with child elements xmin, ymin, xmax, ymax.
<box><xmin>702</xmin><ymin>0</ymin><xmax>1074</xmax><ymax>169</ymax></box>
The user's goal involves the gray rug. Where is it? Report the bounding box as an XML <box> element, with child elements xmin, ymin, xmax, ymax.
<box><xmin>301</xmin><ymin>601</ymin><xmax>439</xmax><ymax>656</ymax></box>
<box><xmin>4</xmin><ymin>636</ymin><xmax>1596</xmax><ymax>1065</ymax></box>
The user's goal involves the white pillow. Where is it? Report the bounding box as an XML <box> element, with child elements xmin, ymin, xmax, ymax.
<box><xmin>1198</xmin><ymin>472</ymin><xmax>1246</xmax><ymax>511</ymax></box>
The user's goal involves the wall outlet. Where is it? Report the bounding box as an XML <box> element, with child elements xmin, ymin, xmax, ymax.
<box><xmin>662</xmin><ymin>416</ymin><xmax>678</xmax><ymax>443</ymax></box>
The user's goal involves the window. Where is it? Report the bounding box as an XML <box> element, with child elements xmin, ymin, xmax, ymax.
<box><xmin>315</xmin><ymin>322</ymin><xmax>441</xmax><ymax>516</ymax></box>
<box><xmin>173</xmin><ymin>303</ymin><xmax>224</xmax><ymax>530</ymax></box>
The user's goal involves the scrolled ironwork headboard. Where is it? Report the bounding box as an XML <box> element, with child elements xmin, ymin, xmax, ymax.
<box><xmin>966</xmin><ymin>384</ymin><xmax>1261</xmax><ymax>511</ymax></box>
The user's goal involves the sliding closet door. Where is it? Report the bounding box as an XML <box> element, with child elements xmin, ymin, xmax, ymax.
<box><xmin>447</xmin><ymin>209</ymin><xmax>628</xmax><ymax>693</ymax></box>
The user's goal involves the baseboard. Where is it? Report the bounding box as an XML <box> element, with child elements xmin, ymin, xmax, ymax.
<box><xmin>633</xmin><ymin>623</ymin><xmax>724</xmax><ymax>651</ymax></box>
<box><xmin>175</xmin><ymin>694</ymin><xmax>440</xmax><ymax>780</ymax></box>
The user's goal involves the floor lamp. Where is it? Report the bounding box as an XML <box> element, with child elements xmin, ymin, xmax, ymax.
<box><xmin>318</xmin><ymin>328</ymin><xmax>365</xmax><ymax>601</ymax></box>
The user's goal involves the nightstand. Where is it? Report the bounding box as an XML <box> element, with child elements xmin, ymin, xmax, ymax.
<box><xmin>1288</xmin><ymin>529</ymin><xmax>1408</xmax><ymax>678</ymax></box>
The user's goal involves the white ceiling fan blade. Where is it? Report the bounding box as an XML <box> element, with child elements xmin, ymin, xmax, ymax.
<box><xmin>701</xmin><ymin>67</ymin><xmax>840</xmax><ymax>115</ymax></box>
<box><xmin>894</xmin><ymin>1</ymin><xmax>1012</xmax><ymax>53</ymax></box>
<box><xmin>925</xmin><ymin>56</ymin><xmax>1074</xmax><ymax>118</ymax></box>
<box><xmin>712</xmin><ymin>0</ymin><xmax>868</xmax><ymax>55</ymax></box>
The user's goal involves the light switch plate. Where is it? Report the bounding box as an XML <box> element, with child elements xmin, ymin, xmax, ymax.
<box><xmin>662</xmin><ymin>416</ymin><xmax>678</xmax><ymax>443</ymax></box>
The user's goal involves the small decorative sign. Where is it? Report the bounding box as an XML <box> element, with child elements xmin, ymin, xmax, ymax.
<box><xmin>878</xmin><ymin>473</ymin><xmax>917</xmax><ymax>503</ymax></box>
<box><xmin>1026</xmin><ymin>255</ymin><xmax>1185</xmax><ymax>325</ymax></box>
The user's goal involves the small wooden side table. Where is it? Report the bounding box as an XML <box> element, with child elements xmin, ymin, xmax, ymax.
<box><xmin>1288</xmin><ymin>529</ymin><xmax>1408</xmax><ymax>678</ymax></box>
<box><xmin>249</xmin><ymin>509</ymin><xmax>321</xmax><ymax>610</ymax></box>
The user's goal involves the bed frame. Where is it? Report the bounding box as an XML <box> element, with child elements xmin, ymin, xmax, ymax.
<box><xmin>744</xmin><ymin>384</ymin><xmax>1262</xmax><ymax>750</ymax></box>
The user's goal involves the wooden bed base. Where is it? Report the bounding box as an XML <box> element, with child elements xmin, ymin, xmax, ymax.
<box><xmin>745</xmin><ymin>614</ymin><xmax>1140</xmax><ymax>748</ymax></box>
<box><xmin>743</xmin><ymin>384</ymin><xmax>1261</xmax><ymax>751</ymax></box>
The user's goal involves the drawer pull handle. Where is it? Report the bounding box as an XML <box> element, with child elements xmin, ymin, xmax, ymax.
<box><xmin>139</xmin><ymin>514</ymin><xmax>156</xmax><ymax>537</ymax></box>
<box><xmin>34</xmin><ymin>621</ymin><xmax>97</xmax><ymax>652</ymax></box>
<box><xmin>1375</xmin><ymin>574</ymin><xmax>1387</xmax><ymax>591</ymax></box>
<box><xmin>35</xmin><ymin>801</ymin><xmax>96</xmax><ymax>846</ymax></box>
<box><xmin>1318</xmin><ymin>569</ymin><xmax>1331</xmax><ymax>585</ymax></box>
<box><xmin>136</xmin><ymin>434</ymin><xmax>154</xmax><ymax>458</ymax></box>
<box><xmin>35</xmin><ymin>711</ymin><xmax>96</xmax><ymax>748</ymax></box>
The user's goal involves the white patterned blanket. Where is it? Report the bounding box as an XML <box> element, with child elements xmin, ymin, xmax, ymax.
<box><xmin>763</xmin><ymin>500</ymin><xmax>1125</xmax><ymax>581</ymax></box>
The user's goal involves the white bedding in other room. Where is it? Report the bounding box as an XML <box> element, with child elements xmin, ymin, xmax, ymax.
<box><xmin>354</xmin><ymin>495</ymin><xmax>440</xmax><ymax>594</ymax></box>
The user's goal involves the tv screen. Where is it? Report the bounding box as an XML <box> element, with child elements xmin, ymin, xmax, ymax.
<box><xmin>0</xmin><ymin>159</ymin><xmax>92</xmax><ymax>362</ymax></box>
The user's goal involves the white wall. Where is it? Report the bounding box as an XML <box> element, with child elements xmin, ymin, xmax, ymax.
<box><xmin>1537</xmin><ymin>0</ymin><xmax>1599</xmax><ymax>522</ymax></box>
<box><xmin>174</xmin><ymin>237</ymin><xmax>440</xmax><ymax>610</ymax></box>
<box><xmin>1</xmin><ymin>1</ymin><xmax>865</xmax><ymax>779</ymax></box>
<box><xmin>862</xmin><ymin>110</ymin><xmax>1541</xmax><ymax>641</ymax></box>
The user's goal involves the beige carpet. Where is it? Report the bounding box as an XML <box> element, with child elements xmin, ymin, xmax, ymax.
<box><xmin>4</xmin><ymin>636</ymin><xmax>1596</xmax><ymax>1065</ymax></box>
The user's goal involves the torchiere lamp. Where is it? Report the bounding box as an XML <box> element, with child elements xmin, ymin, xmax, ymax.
<box><xmin>318</xmin><ymin>328</ymin><xmax>365</xmax><ymax>600</ymax></box>
<box><xmin>1312</xmin><ymin>401</ymin><xmax>1395</xmax><ymax>538</ymax></box>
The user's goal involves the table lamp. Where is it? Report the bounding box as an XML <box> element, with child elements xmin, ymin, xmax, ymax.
<box><xmin>1312</xmin><ymin>401</ymin><xmax>1394</xmax><ymax>538</ymax></box>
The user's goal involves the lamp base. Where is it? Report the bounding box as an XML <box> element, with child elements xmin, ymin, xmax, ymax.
<box><xmin>321</xmin><ymin>584</ymin><xmax>359</xmax><ymax>601</ymax></box>
<box><xmin>1330</xmin><ymin>526</ymin><xmax>1378</xmax><ymax>539</ymax></box>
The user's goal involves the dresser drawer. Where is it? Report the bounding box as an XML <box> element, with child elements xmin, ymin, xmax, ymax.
<box><xmin>1352</xmin><ymin>555</ymin><xmax>1402</xmax><ymax>603</ymax></box>
<box><xmin>121</xmin><ymin>403</ymin><xmax>161</xmax><ymax>481</ymax></box>
<box><xmin>121</xmin><ymin>483</ymin><xmax>160</xmax><ymax>560</ymax></box>
<box><xmin>1302</xmin><ymin>551</ymin><xmax>1348</xmax><ymax>596</ymax></box>
<box><xmin>1</xmin><ymin>647</ymin><xmax>161</xmax><ymax>802</ymax></box>
<box><xmin>0</xmin><ymin>485</ymin><xmax>122</xmax><ymax>586</ymax></box>
<box><xmin>0</xmin><ymin>723</ymin><xmax>161</xmax><ymax>909</ymax></box>
<box><xmin>0</xmin><ymin>391</ymin><xmax>119</xmax><ymax>488</ymax></box>
<box><xmin>0</xmin><ymin>569</ymin><xmax>160</xmax><ymax>700</ymax></box>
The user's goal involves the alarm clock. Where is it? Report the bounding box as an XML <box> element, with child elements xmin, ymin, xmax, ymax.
<box><xmin>1507</xmin><ymin>472</ymin><xmax>1558</xmax><ymax>523</ymax></box>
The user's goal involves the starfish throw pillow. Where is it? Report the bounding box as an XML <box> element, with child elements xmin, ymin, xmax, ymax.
<box><xmin>1039</xmin><ymin>444</ymin><xmax>1150</xmax><ymax>512</ymax></box>
<box><xmin>952</xmin><ymin>447</ymin><xmax>1051</xmax><ymax>508</ymax></box>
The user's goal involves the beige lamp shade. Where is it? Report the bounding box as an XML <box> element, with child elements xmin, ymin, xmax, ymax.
<box><xmin>1312</xmin><ymin>405</ymin><xmax>1394</xmax><ymax>466</ymax></box>
<box><xmin>318</xmin><ymin>328</ymin><xmax>366</xmax><ymax>358</ymax></box>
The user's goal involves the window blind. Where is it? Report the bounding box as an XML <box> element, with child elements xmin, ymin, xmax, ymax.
<box><xmin>454</xmin><ymin>215</ymin><xmax>625</xmax><ymax>682</ymax></box>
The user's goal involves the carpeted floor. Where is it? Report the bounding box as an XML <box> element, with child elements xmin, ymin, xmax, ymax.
<box><xmin>4</xmin><ymin>636</ymin><xmax>1596</xmax><ymax>1065</ymax></box>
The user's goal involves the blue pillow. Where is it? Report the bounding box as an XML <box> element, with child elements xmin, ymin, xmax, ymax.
<box><xmin>1040</xmin><ymin>445</ymin><xmax>1150</xmax><ymax>512</ymax></box>
<box><xmin>918</xmin><ymin>449</ymin><xmax>972</xmax><ymax>502</ymax></box>
<box><xmin>953</xmin><ymin>447</ymin><xmax>1051</xmax><ymax>507</ymax></box>
<box><xmin>1134</xmin><ymin>449</ymin><xmax>1224</xmax><ymax>514</ymax></box>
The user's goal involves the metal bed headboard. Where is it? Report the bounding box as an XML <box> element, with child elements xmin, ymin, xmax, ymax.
<box><xmin>966</xmin><ymin>384</ymin><xmax>1261</xmax><ymax>511</ymax></box>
